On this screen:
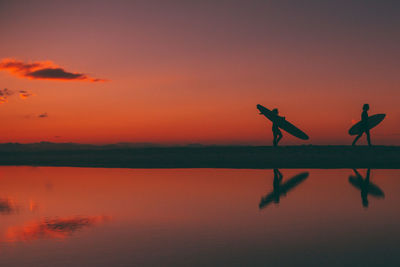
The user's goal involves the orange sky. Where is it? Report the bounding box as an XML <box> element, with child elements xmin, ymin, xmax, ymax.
<box><xmin>0</xmin><ymin>1</ymin><xmax>399</xmax><ymax>145</ymax></box>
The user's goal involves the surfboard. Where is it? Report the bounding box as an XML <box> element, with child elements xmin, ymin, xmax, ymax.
<box><xmin>257</xmin><ymin>104</ymin><xmax>309</xmax><ymax>140</ymax></box>
<box><xmin>348</xmin><ymin>114</ymin><xmax>385</xmax><ymax>135</ymax></box>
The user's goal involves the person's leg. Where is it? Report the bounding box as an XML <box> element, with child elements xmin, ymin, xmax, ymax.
<box><xmin>352</xmin><ymin>133</ymin><xmax>362</xmax><ymax>146</ymax></box>
<box><xmin>273</xmin><ymin>134</ymin><xmax>277</xmax><ymax>147</ymax></box>
<box><xmin>366</xmin><ymin>130</ymin><xmax>371</xmax><ymax>147</ymax></box>
<box><xmin>276</xmin><ymin>132</ymin><xmax>283</xmax><ymax>145</ymax></box>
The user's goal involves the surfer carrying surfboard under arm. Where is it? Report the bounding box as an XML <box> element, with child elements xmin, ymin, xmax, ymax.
<box><xmin>272</xmin><ymin>109</ymin><xmax>284</xmax><ymax>147</ymax></box>
<box><xmin>352</xmin><ymin>104</ymin><xmax>371</xmax><ymax>147</ymax></box>
<box><xmin>257</xmin><ymin>104</ymin><xmax>309</xmax><ymax>146</ymax></box>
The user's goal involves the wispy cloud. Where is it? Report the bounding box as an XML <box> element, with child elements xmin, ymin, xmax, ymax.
<box><xmin>24</xmin><ymin>112</ymin><xmax>48</xmax><ymax>119</ymax></box>
<box><xmin>38</xmin><ymin>112</ymin><xmax>48</xmax><ymax>118</ymax></box>
<box><xmin>19</xmin><ymin>90</ymin><xmax>35</xmax><ymax>99</ymax></box>
<box><xmin>0</xmin><ymin>88</ymin><xmax>35</xmax><ymax>104</ymax></box>
<box><xmin>0</xmin><ymin>88</ymin><xmax>14</xmax><ymax>96</ymax></box>
<box><xmin>0</xmin><ymin>88</ymin><xmax>14</xmax><ymax>104</ymax></box>
<box><xmin>0</xmin><ymin>58</ymin><xmax>107</xmax><ymax>82</ymax></box>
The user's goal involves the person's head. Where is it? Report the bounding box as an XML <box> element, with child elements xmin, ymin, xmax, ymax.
<box><xmin>363</xmin><ymin>104</ymin><xmax>369</xmax><ymax>111</ymax></box>
<box><xmin>272</xmin><ymin>108</ymin><xmax>279</xmax><ymax>115</ymax></box>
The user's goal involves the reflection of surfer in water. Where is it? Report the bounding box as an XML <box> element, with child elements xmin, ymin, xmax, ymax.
<box><xmin>259</xmin><ymin>169</ymin><xmax>309</xmax><ymax>209</ymax></box>
<box><xmin>357</xmin><ymin>168</ymin><xmax>370</xmax><ymax>207</ymax></box>
<box><xmin>348</xmin><ymin>168</ymin><xmax>384</xmax><ymax>208</ymax></box>
<box><xmin>272</xmin><ymin>109</ymin><xmax>284</xmax><ymax>147</ymax></box>
<box><xmin>272</xmin><ymin>168</ymin><xmax>283</xmax><ymax>203</ymax></box>
<box><xmin>352</xmin><ymin>104</ymin><xmax>371</xmax><ymax>147</ymax></box>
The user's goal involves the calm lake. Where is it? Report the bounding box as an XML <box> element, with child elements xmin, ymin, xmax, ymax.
<box><xmin>0</xmin><ymin>167</ymin><xmax>399</xmax><ymax>266</ymax></box>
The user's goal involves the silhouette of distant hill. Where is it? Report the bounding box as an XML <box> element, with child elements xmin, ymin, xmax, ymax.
<box><xmin>0</xmin><ymin>143</ymin><xmax>399</xmax><ymax>168</ymax></box>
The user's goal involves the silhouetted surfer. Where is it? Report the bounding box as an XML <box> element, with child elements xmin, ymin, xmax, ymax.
<box><xmin>352</xmin><ymin>104</ymin><xmax>371</xmax><ymax>146</ymax></box>
<box><xmin>257</xmin><ymin>104</ymin><xmax>309</xmax><ymax>146</ymax></box>
<box><xmin>272</xmin><ymin>109</ymin><xmax>284</xmax><ymax>147</ymax></box>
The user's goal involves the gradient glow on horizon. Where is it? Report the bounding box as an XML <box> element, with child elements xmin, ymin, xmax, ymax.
<box><xmin>0</xmin><ymin>1</ymin><xmax>399</xmax><ymax>145</ymax></box>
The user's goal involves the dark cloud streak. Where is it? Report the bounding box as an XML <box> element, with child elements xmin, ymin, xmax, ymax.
<box><xmin>38</xmin><ymin>112</ymin><xmax>48</xmax><ymax>118</ymax></box>
<box><xmin>26</xmin><ymin>68</ymin><xmax>86</xmax><ymax>80</ymax></box>
<box><xmin>0</xmin><ymin>58</ymin><xmax>106</xmax><ymax>82</ymax></box>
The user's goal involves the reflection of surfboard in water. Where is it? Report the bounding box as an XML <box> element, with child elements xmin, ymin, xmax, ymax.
<box><xmin>348</xmin><ymin>176</ymin><xmax>385</xmax><ymax>197</ymax></box>
<box><xmin>257</xmin><ymin>104</ymin><xmax>309</xmax><ymax>140</ymax></box>
<box><xmin>259</xmin><ymin>172</ymin><xmax>309</xmax><ymax>209</ymax></box>
<box><xmin>348</xmin><ymin>114</ymin><xmax>385</xmax><ymax>135</ymax></box>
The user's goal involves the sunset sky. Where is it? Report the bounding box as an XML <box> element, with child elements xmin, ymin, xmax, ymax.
<box><xmin>0</xmin><ymin>0</ymin><xmax>399</xmax><ymax>145</ymax></box>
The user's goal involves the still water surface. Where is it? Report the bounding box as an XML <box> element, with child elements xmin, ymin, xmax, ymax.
<box><xmin>0</xmin><ymin>167</ymin><xmax>399</xmax><ymax>266</ymax></box>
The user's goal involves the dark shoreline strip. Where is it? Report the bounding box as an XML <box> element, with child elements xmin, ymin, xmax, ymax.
<box><xmin>0</xmin><ymin>146</ymin><xmax>399</xmax><ymax>169</ymax></box>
